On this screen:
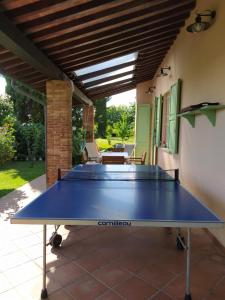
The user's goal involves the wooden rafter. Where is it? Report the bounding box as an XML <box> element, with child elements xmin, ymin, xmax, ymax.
<box><xmin>0</xmin><ymin>0</ymin><xmax>196</xmax><ymax>100</ymax></box>
<box><xmin>83</xmin><ymin>70</ymin><xmax>134</xmax><ymax>88</ymax></box>
<box><xmin>77</xmin><ymin>60</ymin><xmax>136</xmax><ymax>81</ymax></box>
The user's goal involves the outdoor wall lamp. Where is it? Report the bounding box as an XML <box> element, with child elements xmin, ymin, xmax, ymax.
<box><xmin>157</xmin><ymin>67</ymin><xmax>170</xmax><ymax>77</ymax></box>
<box><xmin>186</xmin><ymin>10</ymin><xmax>216</xmax><ymax>33</ymax></box>
<box><xmin>145</xmin><ymin>86</ymin><xmax>156</xmax><ymax>94</ymax></box>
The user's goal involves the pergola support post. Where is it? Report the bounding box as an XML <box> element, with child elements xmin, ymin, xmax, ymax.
<box><xmin>46</xmin><ymin>80</ymin><xmax>73</xmax><ymax>186</ymax></box>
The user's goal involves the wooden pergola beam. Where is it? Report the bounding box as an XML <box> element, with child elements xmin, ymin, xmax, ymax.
<box><xmin>0</xmin><ymin>11</ymin><xmax>64</xmax><ymax>80</ymax></box>
<box><xmin>77</xmin><ymin>60</ymin><xmax>136</xmax><ymax>81</ymax></box>
<box><xmin>51</xmin><ymin>20</ymin><xmax>183</xmax><ymax>60</ymax></box>
<box><xmin>36</xmin><ymin>0</ymin><xmax>194</xmax><ymax>49</ymax></box>
<box><xmin>84</xmin><ymin>70</ymin><xmax>134</xmax><ymax>88</ymax></box>
<box><xmin>91</xmin><ymin>84</ymin><xmax>136</xmax><ymax>100</ymax></box>
<box><xmin>63</xmin><ymin>41</ymin><xmax>173</xmax><ymax>72</ymax></box>
<box><xmin>0</xmin><ymin>10</ymin><xmax>93</xmax><ymax>105</ymax></box>
<box><xmin>55</xmin><ymin>30</ymin><xmax>178</xmax><ymax>65</ymax></box>
<box><xmin>46</xmin><ymin>10</ymin><xmax>190</xmax><ymax>55</ymax></box>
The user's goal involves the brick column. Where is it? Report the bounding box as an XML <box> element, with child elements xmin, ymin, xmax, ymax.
<box><xmin>46</xmin><ymin>80</ymin><xmax>73</xmax><ymax>186</ymax></box>
<box><xmin>83</xmin><ymin>105</ymin><xmax>94</xmax><ymax>142</ymax></box>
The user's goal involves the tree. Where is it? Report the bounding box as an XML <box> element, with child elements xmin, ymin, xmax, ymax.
<box><xmin>94</xmin><ymin>97</ymin><xmax>109</xmax><ymax>138</ymax></box>
<box><xmin>5</xmin><ymin>77</ymin><xmax>45</xmax><ymax>124</ymax></box>
<box><xmin>113</xmin><ymin>112</ymin><xmax>131</xmax><ymax>142</ymax></box>
<box><xmin>0</xmin><ymin>95</ymin><xmax>15</xmax><ymax>126</ymax></box>
<box><xmin>0</xmin><ymin>124</ymin><xmax>15</xmax><ymax>165</ymax></box>
<box><xmin>107</xmin><ymin>104</ymin><xmax>135</xmax><ymax>138</ymax></box>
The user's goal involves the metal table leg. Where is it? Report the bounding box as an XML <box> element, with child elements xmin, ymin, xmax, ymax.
<box><xmin>185</xmin><ymin>228</ymin><xmax>192</xmax><ymax>300</ymax></box>
<box><xmin>41</xmin><ymin>225</ymin><xmax>48</xmax><ymax>299</ymax></box>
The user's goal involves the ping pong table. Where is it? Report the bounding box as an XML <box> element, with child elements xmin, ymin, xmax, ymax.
<box><xmin>11</xmin><ymin>164</ymin><xmax>224</xmax><ymax>300</ymax></box>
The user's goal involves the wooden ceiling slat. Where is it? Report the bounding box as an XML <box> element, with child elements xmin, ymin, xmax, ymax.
<box><xmin>0</xmin><ymin>0</ymin><xmax>196</xmax><ymax>98</ymax></box>
<box><xmin>19</xmin><ymin>73</ymin><xmax>47</xmax><ymax>82</ymax></box>
<box><xmin>26</xmin><ymin>0</ymin><xmax>151</xmax><ymax>38</ymax></box>
<box><xmin>36</xmin><ymin>0</ymin><xmax>194</xmax><ymax>48</ymax></box>
<box><xmin>137</xmin><ymin>50</ymin><xmax>169</xmax><ymax>61</ymax></box>
<box><xmin>1</xmin><ymin>59</ymin><xmax>25</xmax><ymax>71</ymax></box>
<box><xmin>136</xmin><ymin>57</ymin><xmax>165</xmax><ymax>67</ymax></box>
<box><xmin>1</xmin><ymin>0</ymin><xmax>41</xmax><ymax>11</ymax></box>
<box><xmin>77</xmin><ymin>61</ymin><xmax>136</xmax><ymax>81</ymax></box>
<box><xmin>52</xmin><ymin>20</ymin><xmax>183</xmax><ymax>60</ymax></box>
<box><xmin>62</xmin><ymin>39</ymin><xmax>173</xmax><ymax>71</ymax></box>
<box><xmin>6</xmin><ymin>1</ymin><xmax>91</xmax><ymax>21</ymax></box>
<box><xmin>56</xmin><ymin>32</ymin><xmax>177</xmax><ymax>66</ymax></box>
<box><xmin>91</xmin><ymin>84</ymin><xmax>136</xmax><ymax>100</ymax></box>
<box><xmin>16</xmin><ymin>0</ymin><xmax>121</xmax><ymax>29</ymax></box>
<box><xmin>87</xmin><ymin>78</ymin><xmax>136</xmax><ymax>95</ymax></box>
<box><xmin>83</xmin><ymin>70</ymin><xmax>134</xmax><ymax>88</ymax></box>
<box><xmin>9</xmin><ymin>66</ymin><xmax>38</xmax><ymax>76</ymax></box>
<box><xmin>64</xmin><ymin>43</ymin><xmax>170</xmax><ymax>73</ymax></box>
<box><xmin>53</xmin><ymin>27</ymin><xmax>179</xmax><ymax>63</ymax></box>
<box><xmin>46</xmin><ymin>10</ymin><xmax>190</xmax><ymax>55</ymax></box>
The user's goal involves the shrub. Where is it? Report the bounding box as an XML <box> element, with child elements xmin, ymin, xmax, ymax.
<box><xmin>72</xmin><ymin>128</ymin><xmax>86</xmax><ymax>164</ymax></box>
<box><xmin>17</xmin><ymin>122</ymin><xmax>45</xmax><ymax>162</ymax></box>
<box><xmin>0</xmin><ymin>124</ymin><xmax>16</xmax><ymax>165</ymax></box>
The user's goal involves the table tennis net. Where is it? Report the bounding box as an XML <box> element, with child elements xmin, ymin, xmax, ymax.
<box><xmin>58</xmin><ymin>169</ymin><xmax>179</xmax><ymax>182</ymax></box>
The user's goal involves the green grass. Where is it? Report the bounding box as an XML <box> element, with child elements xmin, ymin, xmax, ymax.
<box><xmin>96</xmin><ymin>136</ymin><xmax>134</xmax><ymax>151</ymax></box>
<box><xmin>0</xmin><ymin>161</ymin><xmax>45</xmax><ymax>198</ymax></box>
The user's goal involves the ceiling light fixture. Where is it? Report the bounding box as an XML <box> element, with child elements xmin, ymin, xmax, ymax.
<box><xmin>186</xmin><ymin>10</ymin><xmax>216</xmax><ymax>33</ymax></box>
<box><xmin>157</xmin><ymin>67</ymin><xmax>170</xmax><ymax>77</ymax></box>
<box><xmin>145</xmin><ymin>86</ymin><xmax>156</xmax><ymax>94</ymax></box>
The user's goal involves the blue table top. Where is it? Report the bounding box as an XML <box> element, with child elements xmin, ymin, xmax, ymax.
<box><xmin>11</xmin><ymin>165</ymin><xmax>224</xmax><ymax>228</ymax></box>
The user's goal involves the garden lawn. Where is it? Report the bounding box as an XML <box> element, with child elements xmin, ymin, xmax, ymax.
<box><xmin>0</xmin><ymin>161</ymin><xmax>45</xmax><ymax>198</ymax></box>
<box><xmin>96</xmin><ymin>136</ymin><xmax>134</xmax><ymax>151</ymax></box>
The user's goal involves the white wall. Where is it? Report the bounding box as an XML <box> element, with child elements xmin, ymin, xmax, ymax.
<box><xmin>136</xmin><ymin>0</ymin><xmax>225</xmax><ymax>246</ymax></box>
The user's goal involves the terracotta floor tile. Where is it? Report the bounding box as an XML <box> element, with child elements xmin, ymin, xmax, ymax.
<box><xmin>115</xmin><ymin>276</ymin><xmax>157</xmax><ymax>300</ymax></box>
<box><xmin>0</xmin><ymin>240</ymin><xmax>19</xmax><ymax>257</ymax></box>
<box><xmin>0</xmin><ymin>289</ymin><xmax>22</xmax><ymax>300</ymax></box>
<box><xmin>151</xmin><ymin>291</ymin><xmax>174</xmax><ymax>300</ymax></box>
<box><xmin>4</xmin><ymin>260</ymin><xmax>42</xmax><ymax>286</ymax></box>
<box><xmin>205</xmin><ymin>276</ymin><xmax>225</xmax><ymax>300</ymax></box>
<box><xmin>13</xmin><ymin>233</ymin><xmax>41</xmax><ymax>249</ymax></box>
<box><xmin>22</xmin><ymin>243</ymin><xmax>51</xmax><ymax>260</ymax></box>
<box><xmin>16</xmin><ymin>274</ymin><xmax>61</xmax><ymax>300</ymax></box>
<box><xmin>164</xmin><ymin>257</ymin><xmax>225</xmax><ymax>299</ymax></box>
<box><xmin>75</xmin><ymin>248</ymin><xmax>118</xmax><ymax>273</ymax></box>
<box><xmin>61</xmin><ymin>242</ymin><xmax>96</xmax><ymax>261</ymax></box>
<box><xmin>48</xmin><ymin>262</ymin><xmax>86</xmax><ymax>287</ymax></box>
<box><xmin>48</xmin><ymin>288</ymin><xmax>73</xmax><ymax>300</ymax></box>
<box><xmin>93</xmin><ymin>262</ymin><xmax>131</xmax><ymax>288</ymax></box>
<box><xmin>113</xmin><ymin>255</ymin><xmax>146</xmax><ymax>273</ymax></box>
<box><xmin>0</xmin><ymin>274</ymin><xmax>12</xmax><ymax>294</ymax></box>
<box><xmin>137</xmin><ymin>264</ymin><xmax>176</xmax><ymax>289</ymax></box>
<box><xmin>34</xmin><ymin>251</ymin><xmax>68</xmax><ymax>272</ymax></box>
<box><xmin>65</xmin><ymin>274</ymin><xmax>107</xmax><ymax>300</ymax></box>
<box><xmin>96</xmin><ymin>289</ymin><xmax>124</xmax><ymax>300</ymax></box>
<box><xmin>0</xmin><ymin>250</ymin><xmax>30</xmax><ymax>272</ymax></box>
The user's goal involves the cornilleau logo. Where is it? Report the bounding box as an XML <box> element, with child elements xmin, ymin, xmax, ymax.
<box><xmin>98</xmin><ymin>220</ymin><xmax>132</xmax><ymax>226</ymax></box>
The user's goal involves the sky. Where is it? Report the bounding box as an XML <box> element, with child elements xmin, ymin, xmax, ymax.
<box><xmin>0</xmin><ymin>76</ymin><xmax>6</xmax><ymax>96</ymax></box>
<box><xmin>107</xmin><ymin>89</ymin><xmax>136</xmax><ymax>107</ymax></box>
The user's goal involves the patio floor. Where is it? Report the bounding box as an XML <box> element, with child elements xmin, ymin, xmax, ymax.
<box><xmin>0</xmin><ymin>177</ymin><xmax>225</xmax><ymax>300</ymax></box>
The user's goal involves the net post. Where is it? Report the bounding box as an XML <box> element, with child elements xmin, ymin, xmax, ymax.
<box><xmin>175</xmin><ymin>169</ymin><xmax>179</xmax><ymax>182</ymax></box>
<box><xmin>57</xmin><ymin>168</ymin><xmax>61</xmax><ymax>180</ymax></box>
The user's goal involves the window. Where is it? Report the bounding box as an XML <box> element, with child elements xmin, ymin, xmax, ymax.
<box><xmin>154</xmin><ymin>79</ymin><xmax>182</xmax><ymax>154</ymax></box>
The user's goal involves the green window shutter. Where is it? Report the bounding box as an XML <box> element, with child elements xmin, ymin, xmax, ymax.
<box><xmin>155</xmin><ymin>95</ymin><xmax>162</xmax><ymax>147</ymax></box>
<box><xmin>168</xmin><ymin>79</ymin><xmax>182</xmax><ymax>154</ymax></box>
